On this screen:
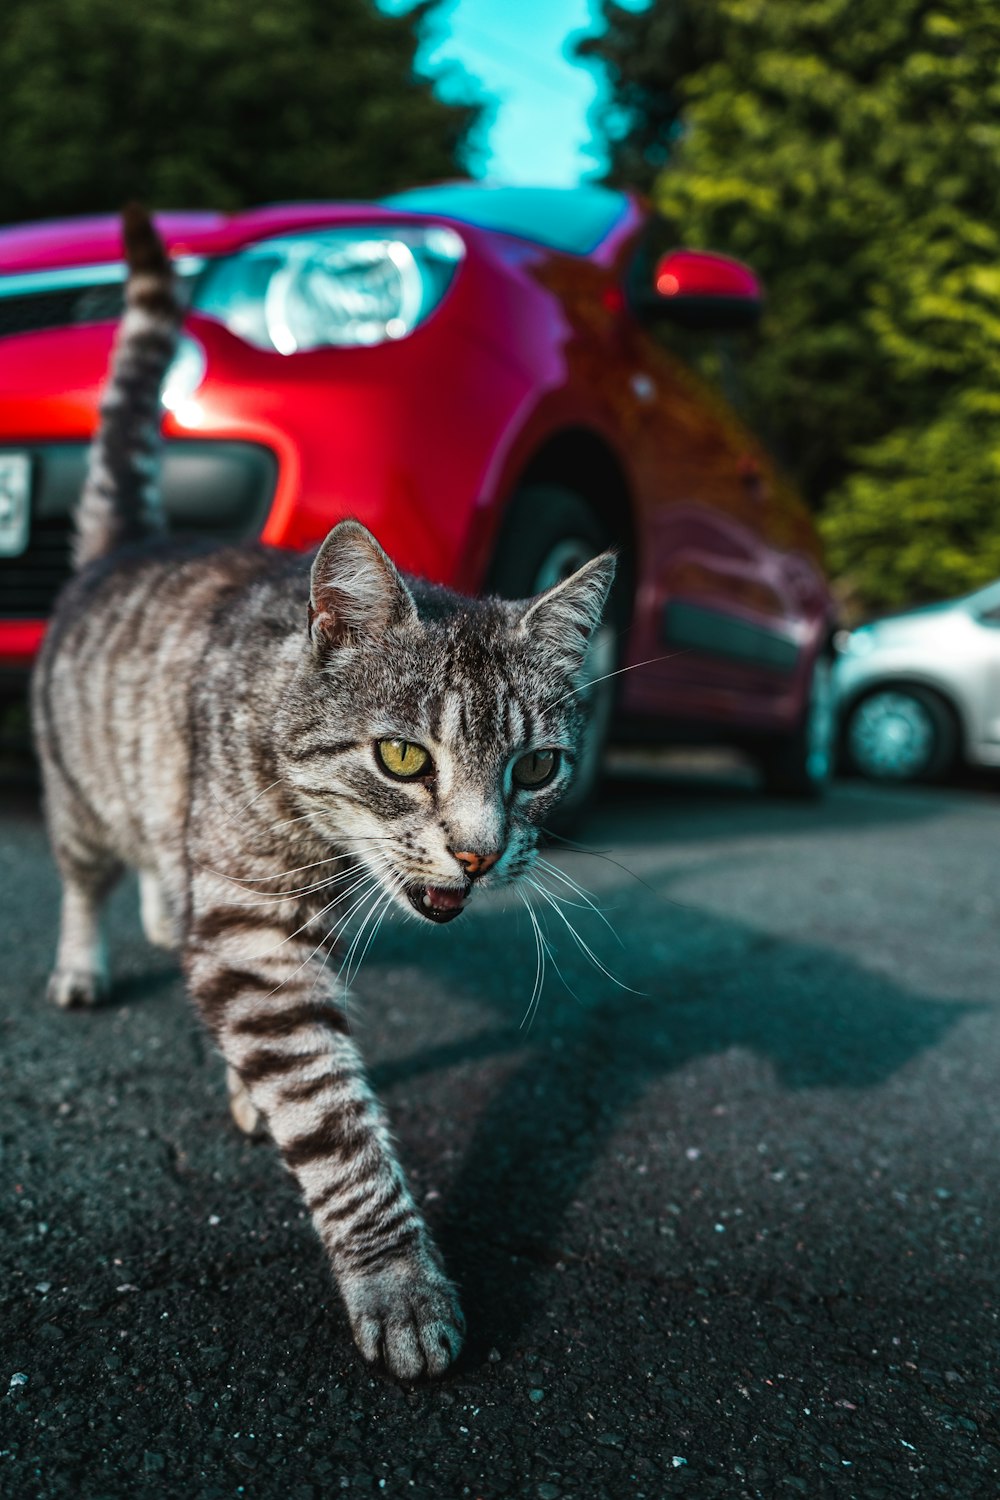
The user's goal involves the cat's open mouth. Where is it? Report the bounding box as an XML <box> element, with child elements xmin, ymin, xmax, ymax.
<box><xmin>406</xmin><ymin>882</ymin><xmax>470</xmax><ymax>924</ymax></box>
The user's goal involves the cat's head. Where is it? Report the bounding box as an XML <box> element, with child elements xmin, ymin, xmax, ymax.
<box><xmin>279</xmin><ymin>520</ymin><xmax>615</xmax><ymax>923</ymax></box>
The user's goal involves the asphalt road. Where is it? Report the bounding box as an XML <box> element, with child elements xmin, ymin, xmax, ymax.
<box><xmin>2</xmin><ymin>756</ymin><xmax>999</xmax><ymax>1499</ymax></box>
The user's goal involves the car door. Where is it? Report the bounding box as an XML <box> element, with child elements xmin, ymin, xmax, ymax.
<box><xmin>616</xmin><ymin>248</ymin><xmax>827</xmax><ymax>732</ymax></box>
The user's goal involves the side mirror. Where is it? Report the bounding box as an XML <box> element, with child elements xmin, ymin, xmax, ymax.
<box><xmin>633</xmin><ymin>249</ymin><xmax>763</xmax><ymax>330</ymax></box>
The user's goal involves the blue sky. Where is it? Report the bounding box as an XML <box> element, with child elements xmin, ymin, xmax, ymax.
<box><xmin>376</xmin><ymin>0</ymin><xmax>650</xmax><ymax>186</ymax></box>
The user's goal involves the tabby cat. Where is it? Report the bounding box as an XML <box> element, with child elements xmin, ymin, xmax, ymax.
<box><xmin>32</xmin><ymin>206</ymin><xmax>615</xmax><ymax>1381</ymax></box>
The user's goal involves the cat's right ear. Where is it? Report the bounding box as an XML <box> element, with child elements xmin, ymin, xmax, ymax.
<box><xmin>308</xmin><ymin>520</ymin><xmax>417</xmax><ymax>654</ymax></box>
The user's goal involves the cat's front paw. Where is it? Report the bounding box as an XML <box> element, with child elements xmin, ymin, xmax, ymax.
<box><xmin>341</xmin><ymin>1255</ymin><xmax>465</xmax><ymax>1382</ymax></box>
<box><xmin>46</xmin><ymin>967</ymin><xmax>108</xmax><ymax>1009</ymax></box>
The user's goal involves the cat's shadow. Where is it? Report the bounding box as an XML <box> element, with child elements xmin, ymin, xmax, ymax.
<box><xmin>110</xmin><ymin>965</ymin><xmax>180</xmax><ymax>1007</ymax></box>
<box><xmin>367</xmin><ymin>804</ymin><xmax>980</xmax><ymax>1362</ymax></box>
<box><xmin>63</xmin><ymin>775</ymin><xmax>976</xmax><ymax>1365</ymax></box>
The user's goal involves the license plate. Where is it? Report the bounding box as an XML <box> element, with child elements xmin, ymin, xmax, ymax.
<box><xmin>0</xmin><ymin>453</ymin><xmax>31</xmax><ymax>558</ymax></box>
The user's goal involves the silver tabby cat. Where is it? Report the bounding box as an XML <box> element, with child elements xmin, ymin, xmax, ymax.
<box><xmin>32</xmin><ymin>206</ymin><xmax>615</xmax><ymax>1381</ymax></box>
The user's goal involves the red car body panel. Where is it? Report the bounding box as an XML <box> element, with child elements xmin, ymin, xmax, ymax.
<box><xmin>0</xmin><ymin>189</ymin><xmax>834</xmax><ymax>740</ymax></box>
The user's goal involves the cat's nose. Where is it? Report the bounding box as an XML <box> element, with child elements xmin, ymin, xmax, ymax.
<box><xmin>452</xmin><ymin>849</ymin><xmax>501</xmax><ymax>881</ymax></box>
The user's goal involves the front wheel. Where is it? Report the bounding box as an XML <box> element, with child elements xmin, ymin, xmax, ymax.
<box><xmin>757</xmin><ymin>648</ymin><xmax>835</xmax><ymax>799</ymax></box>
<box><xmin>485</xmin><ymin>485</ymin><xmax>623</xmax><ymax>825</ymax></box>
<box><xmin>843</xmin><ymin>685</ymin><xmax>958</xmax><ymax>783</ymax></box>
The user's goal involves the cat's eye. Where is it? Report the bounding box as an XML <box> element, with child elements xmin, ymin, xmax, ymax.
<box><xmin>512</xmin><ymin>748</ymin><xmax>559</xmax><ymax>789</ymax></box>
<box><xmin>376</xmin><ymin>739</ymin><xmax>432</xmax><ymax>780</ymax></box>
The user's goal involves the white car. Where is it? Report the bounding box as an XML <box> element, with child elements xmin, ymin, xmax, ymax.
<box><xmin>835</xmin><ymin>580</ymin><xmax>1000</xmax><ymax>782</ymax></box>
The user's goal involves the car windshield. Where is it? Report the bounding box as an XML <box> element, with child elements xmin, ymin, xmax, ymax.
<box><xmin>379</xmin><ymin>184</ymin><xmax>629</xmax><ymax>255</ymax></box>
<box><xmin>965</xmin><ymin>577</ymin><xmax>1000</xmax><ymax>616</ymax></box>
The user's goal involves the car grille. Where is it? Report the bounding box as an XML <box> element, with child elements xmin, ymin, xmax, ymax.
<box><xmin>0</xmin><ymin>515</ymin><xmax>72</xmax><ymax>616</ymax></box>
<box><xmin>0</xmin><ymin>441</ymin><xmax>278</xmax><ymax>619</ymax></box>
<box><xmin>0</xmin><ymin>283</ymin><xmax>125</xmax><ymax>340</ymax></box>
<box><xmin>0</xmin><ymin>260</ymin><xmax>201</xmax><ymax>340</ymax></box>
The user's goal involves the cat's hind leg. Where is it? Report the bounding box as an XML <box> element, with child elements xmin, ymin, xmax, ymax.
<box><xmin>139</xmin><ymin>869</ymin><xmax>181</xmax><ymax>951</ymax></box>
<box><xmin>48</xmin><ymin>846</ymin><xmax>121</xmax><ymax>1008</ymax></box>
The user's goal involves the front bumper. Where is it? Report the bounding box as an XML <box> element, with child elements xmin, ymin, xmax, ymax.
<box><xmin>0</xmin><ymin>438</ymin><xmax>277</xmax><ymax>629</ymax></box>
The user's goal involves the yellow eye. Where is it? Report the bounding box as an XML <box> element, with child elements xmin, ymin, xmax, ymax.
<box><xmin>512</xmin><ymin>748</ymin><xmax>559</xmax><ymax>788</ymax></box>
<box><xmin>377</xmin><ymin>739</ymin><xmax>431</xmax><ymax>779</ymax></box>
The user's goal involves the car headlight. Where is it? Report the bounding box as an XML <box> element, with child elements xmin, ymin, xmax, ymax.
<box><xmin>191</xmin><ymin>224</ymin><xmax>465</xmax><ymax>353</ymax></box>
<box><xmin>161</xmin><ymin>333</ymin><xmax>207</xmax><ymax>414</ymax></box>
<box><xmin>837</xmin><ymin>626</ymin><xmax>877</xmax><ymax>657</ymax></box>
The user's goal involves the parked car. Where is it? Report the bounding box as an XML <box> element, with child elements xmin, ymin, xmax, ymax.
<box><xmin>835</xmin><ymin>581</ymin><xmax>1000</xmax><ymax>783</ymax></box>
<box><xmin>0</xmin><ymin>182</ymin><xmax>837</xmax><ymax>805</ymax></box>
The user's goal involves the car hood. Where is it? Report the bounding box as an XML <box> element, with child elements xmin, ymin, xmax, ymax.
<box><xmin>0</xmin><ymin>204</ymin><xmax>436</xmax><ymax>276</ymax></box>
<box><xmin>844</xmin><ymin>601</ymin><xmax>971</xmax><ymax>662</ymax></box>
<box><xmin>855</xmin><ymin>598</ymin><xmax>959</xmax><ymax>637</ymax></box>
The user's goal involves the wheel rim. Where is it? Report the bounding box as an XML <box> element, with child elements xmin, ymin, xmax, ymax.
<box><xmin>805</xmin><ymin>654</ymin><xmax>835</xmax><ymax>785</ymax></box>
<box><xmin>848</xmin><ymin>690</ymin><xmax>936</xmax><ymax>780</ymax></box>
<box><xmin>531</xmin><ymin>536</ymin><xmax>616</xmax><ymax>809</ymax></box>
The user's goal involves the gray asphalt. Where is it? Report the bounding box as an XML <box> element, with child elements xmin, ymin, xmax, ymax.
<box><xmin>2</xmin><ymin>756</ymin><xmax>999</xmax><ymax>1499</ymax></box>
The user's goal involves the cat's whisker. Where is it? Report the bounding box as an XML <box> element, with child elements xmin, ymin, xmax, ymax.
<box><xmin>252</xmin><ymin>875</ymin><xmax>387</xmax><ymax>997</ymax></box>
<box><xmin>262</xmin><ymin>809</ymin><xmax>317</xmax><ymax>834</ymax></box>
<box><xmin>320</xmin><ymin>879</ymin><xmax>390</xmax><ymax>999</ymax></box>
<box><xmin>206</xmin><ymin>864</ymin><xmax>367</xmax><ymax>907</ymax></box>
<box><xmin>540</xmin><ymin>828</ymin><xmax>660</xmax><ymax>896</ymax></box>
<box><xmin>203</xmin><ymin>787</ymin><xmax>287</xmax><ymax>861</ymax></box>
<box><xmin>535</xmin><ymin>857</ymin><xmax>625</xmax><ymax>945</ymax></box>
<box><xmin>300</xmin><ymin>865</ymin><xmax>398</xmax><ymax>1007</ymax></box>
<box><xmin>525</xmin><ymin>889</ymin><xmax>585</xmax><ymax>1008</ymax></box>
<box><xmin>326</xmin><ymin>877</ymin><xmax>390</xmax><ymax>950</ymax></box>
<box><xmin>546</xmin><ymin>649</ymin><xmax>690</xmax><ymax>711</ymax></box>
<box><xmin>516</xmin><ymin>887</ymin><xmax>547</xmax><ymax>1032</ymax></box>
<box><xmin>212</xmin><ymin>851</ymin><xmax>351</xmax><ymax>886</ymax></box>
<box><xmin>197</xmin><ymin>835</ymin><xmax>399</xmax><ymax>891</ymax></box>
<box><xmin>192</xmin><ymin>857</ymin><xmax>299</xmax><ymax>894</ymax></box>
<box><xmin>204</xmin><ymin>780</ymin><xmax>291</xmax><ymax>858</ymax></box>
<box><xmin>223</xmin><ymin>776</ymin><xmax>286</xmax><ymax>822</ymax></box>
<box><xmin>342</xmin><ymin>859</ymin><xmax>409</xmax><ymax>987</ymax></box>
<box><xmin>533</xmin><ymin>860</ymin><xmax>603</xmax><ymax>911</ymax></box>
<box><xmin>244</xmin><ymin>919</ymin><xmax>349</xmax><ymax>1005</ymax></box>
<box><xmin>345</xmin><ymin>883</ymin><xmax>399</xmax><ymax>991</ymax></box>
<box><xmin>338</xmin><ymin>883</ymin><xmax>393</xmax><ymax>993</ymax></box>
<box><xmin>245</xmin><ymin>873</ymin><xmax>381</xmax><ymax>963</ymax></box>
<box><xmin>301</xmin><ymin>889</ymin><xmax>352</xmax><ymax>1001</ymax></box>
<box><xmin>525</xmin><ymin>877</ymin><xmax>644</xmax><ymax>995</ymax></box>
<box><xmin>192</xmin><ymin>849</ymin><xmax>373</xmax><ymax>896</ymax></box>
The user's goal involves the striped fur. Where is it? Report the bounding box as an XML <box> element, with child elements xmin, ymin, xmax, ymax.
<box><xmin>74</xmin><ymin>203</ymin><xmax>180</xmax><ymax>570</ymax></box>
<box><xmin>32</xmin><ymin>207</ymin><xmax>615</xmax><ymax>1381</ymax></box>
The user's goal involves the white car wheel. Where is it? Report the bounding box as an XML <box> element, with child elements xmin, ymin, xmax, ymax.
<box><xmin>846</xmin><ymin>687</ymin><xmax>957</xmax><ymax>782</ymax></box>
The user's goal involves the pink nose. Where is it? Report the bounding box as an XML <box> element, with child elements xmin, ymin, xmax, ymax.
<box><xmin>452</xmin><ymin>850</ymin><xmax>501</xmax><ymax>880</ymax></box>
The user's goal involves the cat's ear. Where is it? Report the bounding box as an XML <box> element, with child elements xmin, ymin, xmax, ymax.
<box><xmin>518</xmin><ymin>550</ymin><xmax>617</xmax><ymax>674</ymax></box>
<box><xmin>308</xmin><ymin>520</ymin><xmax>417</xmax><ymax>652</ymax></box>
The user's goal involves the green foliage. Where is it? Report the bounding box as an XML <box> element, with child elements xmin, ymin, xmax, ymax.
<box><xmin>0</xmin><ymin>0</ymin><xmax>480</xmax><ymax>223</ymax></box>
<box><xmin>586</xmin><ymin>0</ymin><xmax>1000</xmax><ymax>612</ymax></box>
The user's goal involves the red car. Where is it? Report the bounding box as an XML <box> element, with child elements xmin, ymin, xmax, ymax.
<box><xmin>0</xmin><ymin>183</ymin><xmax>836</xmax><ymax>803</ymax></box>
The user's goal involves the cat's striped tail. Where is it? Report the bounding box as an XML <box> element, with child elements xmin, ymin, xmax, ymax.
<box><xmin>73</xmin><ymin>204</ymin><xmax>182</xmax><ymax>570</ymax></box>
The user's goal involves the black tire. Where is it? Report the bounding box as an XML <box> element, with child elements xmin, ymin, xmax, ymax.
<box><xmin>757</xmin><ymin>648</ymin><xmax>836</xmax><ymax>799</ymax></box>
<box><xmin>485</xmin><ymin>485</ymin><xmax>623</xmax><ymax>827</ymax></box>
<box><xmin>842</xmin><ymin>683</ymin><xmax>958</xmax><ymax>784</ymax></box>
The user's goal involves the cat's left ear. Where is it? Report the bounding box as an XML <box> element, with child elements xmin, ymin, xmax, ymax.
<box><xmin>518</xmin><ymin>551</ymin><xmax>617</xmax><ymax>675</ymax></box>
<box><xmin>309</xmin><ymin>520</ymin><xmax>417</xmax><ymax>653</ymax></box>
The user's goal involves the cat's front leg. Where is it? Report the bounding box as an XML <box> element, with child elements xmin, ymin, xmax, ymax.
<box><xmin>184</xmin><ymin>920</ymin><xmax>463</xmax><ymax>1381</ymax></box>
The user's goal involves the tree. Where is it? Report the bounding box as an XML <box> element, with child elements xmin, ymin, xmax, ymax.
<box><xmin>584</xmin><ymin>1</ymin><xmax>1000</xmax><ymax>612</ymax></box>
<box><xmin>0</xmin><ymin>0</ymin><xmax>481</xmax><ymax>224</ymax></box>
